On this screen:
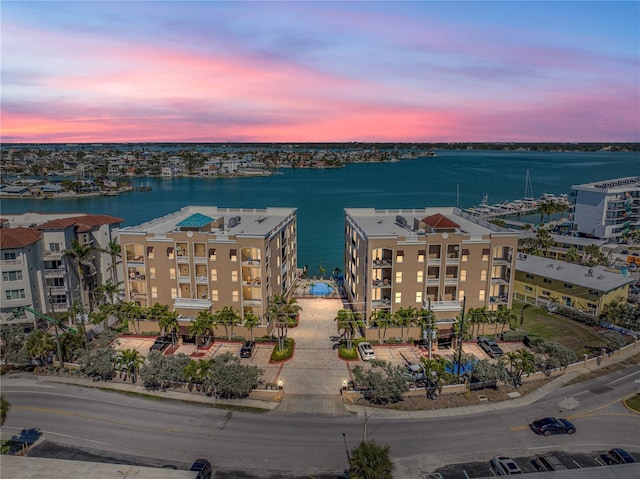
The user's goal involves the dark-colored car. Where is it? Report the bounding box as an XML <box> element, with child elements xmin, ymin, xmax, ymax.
<box><xmin>150</xmin><ymin>335</ymin><xmax>172</xmax><ymax>352</ymax></box>
<box><xmin>189</xmin><ymin>458</ymin><xmax>212</xmax><ymax>479</ymax></box>
<box><xmin>534</xmin><ymin>454</ymin><xmax>568</xmax><ymax>471</ymax></box>
<box><xmin>240</xmin><ymin>341</ymin><xmax>255</xmax><ymax>358</ymax></box>
<box><xmin>478</xmin><ymin>338</ymin><xmax>504</xmax><ymax>358</ymax></box>
<box><xmin>608</xmin><ymin>448</ymin><xmax>636</xmax><ymax>464</ymax></box>
<box><xmin>529</xmin><ymin>417</ymin><xmax>576</xmax><ymax>436</ymax></box>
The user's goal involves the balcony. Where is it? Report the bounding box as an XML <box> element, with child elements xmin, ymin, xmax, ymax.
<box><xmin>492</xmin><ymin>256</ymin><xmax>512</xmax><ymax>265</ymax></box>
<box><xmin>491</xmin><ymin>277</ymin><xmax>510</xmax><ymax>285</ymax></box>
<box><xmin>126</xmin><ymin>255</ymin><xmax>144</xmax><ymax>264</ymax></box>
<box><xmin>372</xmin><ymin>259</ymin><xmax>392</xmax><ymax>268</ymax></box>
<box><xmin>177</xmin><ymin>275</ymin><xmax>191</xmax><ymax>283</ymax></box>
<box><xmin>47</xmin><ymin>286</ymin><xmax>67</xmax><ymax>295</ymax></box>
<box><xmin>242</xmin><ymin>258</ymin><xmax>261</xmax><ymax>266</ymax></box>
<box><xmin>490</xmin><ymin>295</ymin><xmax>509</xmax><ymax>304</ymax></box>
<box><xmin>372</xmin><ymin>298</ymin><xmax>392</xmax><ymax>308</ymax></box>
<box><xmin>0</xmin><ymin>258</ymin><xmax>23</xmax><ymax>266</ymax></box>
<box><xmin>52</xmin><ymin>302</ymin><xmax>69</xmax><ymax>312</ymax></box>
<box><xmin>174</xmin><ymin>297</ymin><xmax>212</xmax><ymax>310</ymax></box>
<box><xmin>423</xmin><ymin>299</ymin><xmax>462</xmax><ymax>312</ymax></box>
<box><xmin>43</xmin><ymin>250</ymin><xmax>63</xmax><ymax>260</ymax></box>
<box><xmin>445</xmin><ymin>255</ymin><xmax>459</xmax><ymax>264</ymax></box>
<box><xmin>427</xmin><ymin>256</ymin><xmax>441</xmax><ymax>265</ymax></box>
<box><xmin>176</xmin><ymin>255</ymin><xmax>189</xmax><ymax>264</ymax></box>
<box><xmin>243</xmin><ymin>298</ymin><xmax>262</xmax><ymax>307</ymax></box>
<box><xmin>44</xmin><ymin>268</ymin><xmax>65</xmax><ymax>277</ymax></box>
<box><xmin>371</xmin><ymin>278</ymin><xmax>391</xmax><ymax>288</ymax></box>
<box><xmin>444</xmin><ymin>276</ymin><xmax>458</xmax><ymax>285</ymax></box>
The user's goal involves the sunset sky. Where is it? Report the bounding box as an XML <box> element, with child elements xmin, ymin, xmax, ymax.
<box><xmin>2</xmin><ymin>1</ymin><xmax>638</xmax><ymax>143</ymax></box>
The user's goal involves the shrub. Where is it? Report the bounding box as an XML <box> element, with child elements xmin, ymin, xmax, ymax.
<box><xmin>339</xmin><ymin>346</ymin><xmax>358</xmax><ymax>360</ymax></box>
<box><xmin>501</xmin><ymin>330</ymin><xmax>528</xmax><ymax>342</ymax></box>
<box><xmin>352</xmin><ymin>360</ymin><xmax>409</xmax><ymax>404</ymax></box>
<box><xmin>270</xmin><ymin>338</ymin><xmax>294</xmax><ymax>361</ymax></box>
<box><xmin>524</xmin><ymin>335</ymin><xmax>543</xmax><ymax>348</ymax></box>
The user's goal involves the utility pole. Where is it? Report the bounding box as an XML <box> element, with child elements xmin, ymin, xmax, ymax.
<box><xmin>456</xmin><ymin>296</ymin><xmax>466</xmax><ymax>378</ymax></box>
<box><xmin>342</xmin><ymin>433</ymin><xmax>351</xmax><ymax>467</ymax></box>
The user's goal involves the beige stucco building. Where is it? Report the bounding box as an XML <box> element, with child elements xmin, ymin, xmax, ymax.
<box><xmin>119</xmin><ymin>206</ymin><xmax>297</xmax><ymax>338</ymax></box>
<box><xmin>344</xmin><ymin>207</ymin><xmax>519</xmax><ymax>342</ymax></box>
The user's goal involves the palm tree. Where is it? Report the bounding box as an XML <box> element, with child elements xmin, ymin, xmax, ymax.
<box><xmin>535</xmin><ymin>228</ymin><xmax>553</xmax><ymax>258</ymax></box>
<box><xmin>153</xmin><ymin>304</ymin><xmax>179</xmax><ymax>346</ymax></box>
<box><xmin>393</xmin><ymin>307</ymin><xmax>416</xmax><ymax>342</ymax></box>
<box><xmin>349</xmin><ymin>440</ymin><xmax>394</xmax><ymax>479</ymax></box>
<box><xmin>63</xmin><ymin>239</ymin><xmax>97</xmax><ymax>347</ymax></box>
<box><xmin>334</xmin><ymin>309</ymin><xmax>361</xmax><ymax>351</ymax></box>
<box><xmin>564</xmin><ymin>246</ymin><xmax>581</xmax><ymax>264</ymax></box>
<box><xmin>519</xmin><ymin>303</ymin><xmax>533</xmax><ymax>328</ymax></box>
<box><xmin>183</xmin><ymin>359</ymin><xmax>200</xmax><ymax>391</ymax></box>
<box><xmin>371</xmin><ymin>309</ymin><xmax>392</xmax><ymax>344</ymax></box>
<box><xmin>93</xmin><ymin>279</ymin><xmax>123</xmax><ymax>306</ymax></box>
<box><xmin>513</xmin><ymin>348</ymin><xmax>536</xmax><ymax>387</ymax></box>
<box><xmin>118</xmin><ymin>349</ymin><xmax>144</xmax><ymax>383</ymax></box>
<box><xmin>243</xmin><ymin>311</ymin><xmax>260</xmax><ymax>341</ymax></box>
<box><xmin>99</xmin><ymin>239</ymin><xmax>122</xmax><ymax>285</ymax></box>
<box><xmin>25</xmin><ymin>330</ymin><xmax>54</xmax><ymax>366</ymax></box>
<box><xmin>415</xmin><ymin>307</ymin><xmax>437</xmax><ymax>345</ymax></box>
<box><xmin>419</xmin><ymin>356</ymin><xmax>450</xmax><ymax>395</ymax></box>
<box><xmin>190</xmin><ymin>310</ymin><xmax>214</xmax><ymax>353</ymax></box>
<box><xmin>267</xmin><ymin>295</ymin><xmax>301</xmax><ymax>351</ymax></box>
<box><xmin>215</xmin><ymin>306</ymin><xmax>240</xmax><ymax>340</ymax></box>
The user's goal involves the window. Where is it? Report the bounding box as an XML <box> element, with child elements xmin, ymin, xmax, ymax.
<box><xmin>541</xmin><ymin>290</ymin><xmax>550</xmax><ymax>296</ymax></box>
<box><xmin>2</xmin><ymin>270</ymin><xmax>23</xmax><ymax>281</ymax></box>
<box><xmin>210</xmin><ymin>269</ymin><xmax>217</xmax><ymax>281</ymax></box>
<box><xmin>458</xmin><ymin>290</ymin><xmax>465</xmax><ymax>301</ymax></box>
<box><xmin>525</xmin><ymin>273</ymin><xmax>534</xmax><ymax>280</ymax></box>
<box><xmin>49</xmin><ymin>243</ymin><xmax>61</xmax><ymax>252</ymax></box>
<box><xmin>480</xmin><ymin>269</ymin><xmax>487</xmax><ymax>281</ymax></box>
<box><xmin>395</xmin><ymin>292</ymin><xmax>402</xmax><ymax>303</ymax></box>
<box><xmin>209</xmin><ymin>248</ymin><xmax>216</xmax><ymax>261</ymax></box>
<box><xmin>417</xmin><ymin>271</ymin><xmax>423</xmax><ymax>283</ymax></box>
<box><xmin>147</xmin><ymin>246</ymin><xmax>154</xmax><ymax>259</ymax></box>
<box><xmin>418</xmin><ymin>250</ymin><xmax>425</xmax><ymax>263</ymax></box>
<box><xmin>211</xmin><ymin>290</ymin><xmax>219</xmax><ymax>301</ymax></box>
<box><xmin>167</xmin><ymin>247</ymin><xmax>174</xmax><ymax>259</ymax></box>
<box><xmin>588</xmin><ymin>289</ymin><xmax>599</xmax><ymax>296</ymax></box>
<box><xmin>232</xmin><ymin>291</ymin><xmax>239</xmax><ymax>302</ymax></box>
<box><xmin>563</xmin><ymin>283</ymin><xmax>573</xmax><ymax>289</ymax></box>
<box><xmin>149</xmin><ymin>267</ymin><xmax>156</xmax><ymax>279</ymax></box>
<box><xmin>170</xmin><ymin>288</ymin><xmax>178</xmax><ymax>298</ymax></box>
<box><xmin>587</xmin><ymin>302</ymin><xmax>597</xmax><ymax>309</ymax></box>
<box><xmin>396</xmin><ymin>250</ymin><xmax>404</xmax><ymax>263</ymax></box>
<box><xmin>543</xmin><ymin>278</ymin><xmax>552</xmax><ymax>284</ymax></box>
<box><xmin>461</xmin><ymin>249</ymin><xmax>469</xmax><ymax>262</ymax></box>
<box><xmin>230</xmin><ymin>249</ymin><xmax>237</xmax><ymax>261</ymax></box>
<box><xmin>460</xmin><ymin>270</ymin><xmax>467</xmax><ymax>282</ymax></box>
<box><xmin>231</xmin><ymin>271</ymin><xmax>238</xmax><ymax>282</ymax></box>
<box><xmin>479</xmin><ymin>290</ymin><xmax>485</xmax><ymax>301</ymax></box>
<box><xmin>395</xmin><ymin>272</ymin><xmax>403</xmax><ymax>284</ymax></box>
<box><xmin>524</xmin><ymin>286</ymin><xmax>533</xmax><ymax>292</ymax></box>
<box><xmin>151</xmin><ymin>286</ymin><xmax>158</xmax><ymax>298</ymax></box>
<box><xmin>3</xmin><ymin>252</ymin><xmax>17</xmax><ymax>260</ymax></box>
<box><xmin>169</xmin><ymin>268</ymin><xmax>176</xmax><ymax>279</ymax></box>
<box><xmin>5</xmin><ymin>289</ymin><xmax>26</xmax><ymax>300</ymax></box>
<box><xmin>415</xmin><ymin>291</ymin><xmax>422</xmax><ymax>303</ymax></box>
<box><xmin>482</xmin><ymin>249</ymin><xmax>490</xmax><ymax>261</ymax></box>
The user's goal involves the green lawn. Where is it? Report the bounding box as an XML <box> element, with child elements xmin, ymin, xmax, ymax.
<box><xmin>624</xmin><ymin>394</ymin><xmax>640</xmax><ymax>413</ymax></box>
<box><xmin>511</xmin><ymin>301</ymin><xmax>607</xmax><ymax>356</ymax></box>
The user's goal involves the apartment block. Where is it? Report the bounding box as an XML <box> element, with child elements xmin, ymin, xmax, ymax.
<box><xmin>344</xmin><ymin>207</ymin><xmax>519</xmax><ymax>338</ymax></box>
<box><xmin>0</xmin><ymin>227</ymin><xmax>46</xmax><ymax>331</ymax></box>
<box><xmin>1</xmin><ymin>212</ymin><xmax>123</xmax><ymax>313</ymax></box>
<box><xmin>571</xmin><ymin>176</ymin><xmax>640</xmax><ymax>240</ymax></box>
<box><xmin>513</xmin><ymin>254</ymin><xmax>633</xmax><ymax>315</ymax></box>
<box><xmin>119</xmin><ymin>206</ymin><xmax>297</xmax><ymax>337</ymax></box>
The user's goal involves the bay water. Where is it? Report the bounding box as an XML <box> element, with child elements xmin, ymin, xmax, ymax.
<box><xmin>2</xmin><ymin>150</ymin><xmax>638</xmax><ymax>275</ymax></box>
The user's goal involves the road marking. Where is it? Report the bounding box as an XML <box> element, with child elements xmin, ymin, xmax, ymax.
<box><xmin>0</xmin><ymin>426</ymin><xmax>109</xmax><ymax>445</ymax></box>
<box><xmin>510</xmin><ymin>425</ymin><xmax>530</xmax><ymax>431</ymax></box>
<box><xmin>607</xmin><ymin>369</ymin><xmax>640</xmax><ymax>385</ymax></box>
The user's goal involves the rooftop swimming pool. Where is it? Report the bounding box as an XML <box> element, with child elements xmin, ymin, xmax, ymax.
<box><xmin>309</xmin><ymin>282</ymin><xmax>334</xmax><ymax>296</ymax></box>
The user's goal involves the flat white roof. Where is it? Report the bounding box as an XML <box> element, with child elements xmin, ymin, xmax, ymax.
<box><xmin>122</xmin><ymin>206</ymin><xmax>296</xmax><ymax>237</ymax></box>
<box><xmin>515</xmin><ymin>253</ymin><xmax>633</xmax><ymax>293</ymax></box>
<box><xmin>572</xmin><ymin>176</ymin><xmax>640</xmax><ymax>193</ymax></box>
<box><xmin>345</xmin><ymin>207</ymin><xmax>516</xmax><ymax>238</ymax></box>
<box><xmin>519</xmin><ymin>231</ymin><xmax>606</xmax><ymax>247</ymax></box>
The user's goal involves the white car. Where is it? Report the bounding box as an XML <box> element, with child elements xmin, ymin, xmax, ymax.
<box><xmin>357</xmin><ymin>342</ymin><xmax>375</xmax><ymax>361</ymax></box>
<box><xmin>490</xmin><ymin>456</ymin><xmax>523</xmax><ymax>475</ymax></box>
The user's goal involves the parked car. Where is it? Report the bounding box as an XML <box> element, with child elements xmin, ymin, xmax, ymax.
<box><xmin>189</xmin><ymin>458</ymin><xmax>212</xmax><ymax>479</ymax></box>
<box><xmin>489</xmin><ymin>456</ymin><xmax>523</xmax><ymax>475</ymax></box>
<box><xmin>608</xmin><ymin>448</ymin><xmax>637</xmax><ymax>464</ymax></box>
<box><xmin>240</xmin><ymin>341</ymin><xmax>255</xmax><ymax>358</ymax></box>
<box><xmin>533</xmin><ymin>454</ymin><xmax>568</xmax><ymax>472</ymax></box>
<box><xmin>477</xmin><ymin>338</ymin><xmax>504</xmax><ymax>358</ymax></box>
<box><xmin>529</xmin><ymin>417</ymin><xmax>576</xmax><ymax>436</ymax></box>
<box><xmin>149</xmin><ymin>335</ymin><xmax>172</xmax><ymax>351</ymax></box>
<box><xmin>357</xmin><ymin>342</ymin><xmax>375</xmax><ymax>361</ymax></box>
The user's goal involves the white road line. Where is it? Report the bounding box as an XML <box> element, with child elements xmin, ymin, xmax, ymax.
<box><xmin>0</xmin><ymin>426</ymin><xmax>109</xmax><ymax>445</ymax></box>
<box><xmin>607</xmin><ymin>369</ymin><xmax>640</xmax><ymax>385</ymax></box>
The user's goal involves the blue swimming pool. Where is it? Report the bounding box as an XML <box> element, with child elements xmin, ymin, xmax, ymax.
<box><xmin>309</xmin><ymin>282</ymin><xmax>334</xmax><ymax>296</ymax></box>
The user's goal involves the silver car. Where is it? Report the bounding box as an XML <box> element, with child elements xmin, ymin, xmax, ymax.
<box><xmin>357</xmin><ymin>342</ymin><xmax>375</xmax><ymax>361</ymax></box>
<box><xmin>490</xmin><ymin>456</ymin><xmax>522</xmax><ymax>475</ymax></box>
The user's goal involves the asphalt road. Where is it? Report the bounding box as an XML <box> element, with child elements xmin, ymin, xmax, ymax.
<box><xmin>2</xmin><ymin>363</ymin><xmax>640</xmax><ymax>478</ymax></box>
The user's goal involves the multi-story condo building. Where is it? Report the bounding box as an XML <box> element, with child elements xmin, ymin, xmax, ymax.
<box><xmin>119</xmin><ymin>206</ymin><xmax>297</xmax><ymax>338</ymax></box>
<box><xmin>0</xmin><ymin>227</ymin><xmax>46</xmax><ymax>331</ymax></box>
<box><xmin>571</xmin><ymin>176</ymin><xmax>640</xmax><ymax>240</ymax></box>
<box><xmin>0</xmin><ymin>212</ymin><xmax>123</xmax><ymax>314</ymax></box>
<box><xmin>344</xmin><ymin>207</ymin><xmax>519</xmax><ymax>341</ymax></box>
<box><xmin>513</xmin><ymin>254</ymin><xmax>633</xmax><ymax>315</ymax></box>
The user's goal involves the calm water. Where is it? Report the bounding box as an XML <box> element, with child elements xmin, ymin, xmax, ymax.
<box><xmin>2</xmin><ymin>150</ymin><xmax>638</xmax><ymax>274</ymax></box>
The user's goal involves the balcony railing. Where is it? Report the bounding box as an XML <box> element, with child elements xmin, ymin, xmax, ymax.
<box><xmin>176</xmin><ymin>255</ymin><xmax>189</xmax><ymax>264</ymax></box>
<box><xmin>423</xmin><ymin>299</ymin><xmax>462</xmax><ymax>312</ymax></box>
<box><xmin>242</xmin><ymin>298</ymin><xmax>262</xmax><ymax>306</ymax></box>
<box><xmin>47</xmin><ymin>286</ymin><xmax>67</xmax><ymax>295</ymax></box>
<box><xmin>242</xmin><ymin>258</ymin><xmax>261</xmax><ymax>266</ymax></box>
<box><xmin>371</xmin><ymin>278</ymin><xmax>391</xmax><ymax>287</ymax></box>
<box><xmin>0</xmin><ymin>258</ymin><xmax>23</xmax><ymax>266</ymax></box>
<box><xmin>174</xmin><ymin>297</ymin><xmax>212</xmax><ymax>309</ymax></box>
<box><xmin>372</xmin><ymin>259</ymin><xmax>392</xmax><ymax>268</ymax></box>
<box><xmin>126</xmin><ymin>255</ymin><xmax>144</xmax><ymax>263</ymax></box>
<box><xmin>490</xmin><ymin>295</ymin><xmax>509</xmax><ymax>304</ymax></box>
<box><xmin>44</xmin><ymin>268</ymin><xmax>65</xmax><ymax>277</ymax></box>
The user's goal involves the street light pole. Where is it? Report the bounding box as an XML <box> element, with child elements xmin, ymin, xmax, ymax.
<box><xmin>456</xmin><ymin>296</ymin><xmax>466</xmax><ymax>378</ymax></box>
<box><xmin>48</xmin><ymin>287</ymin><xmax>64</xmax><ymax>368</ymax></box>
<box><xmin>342</xmin><ymin>433</ymin><xmax>351</xmax><ymax>467</ymax></box>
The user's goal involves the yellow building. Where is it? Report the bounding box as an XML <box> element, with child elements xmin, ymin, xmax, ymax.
<box><xmin>119</xmin><ymin>206</ymin><xmax>297</xmax><ymax>338</ymax></box>
<box><xmin>344</xmin><ymin>207</ymin><xmax>519</xmax><ymax>342</ymax></box>
<box><xmin>513</xmin><ymin>253</ymin><xmax>633</xmax><ymax>315</ymax></box>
